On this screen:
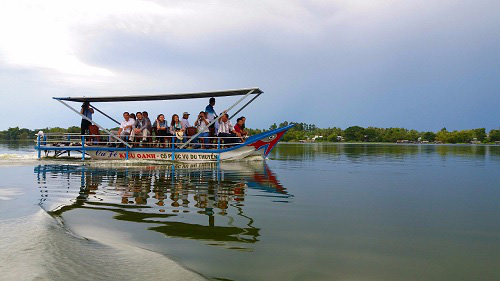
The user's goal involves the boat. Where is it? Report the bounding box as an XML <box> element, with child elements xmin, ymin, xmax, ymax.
<box><xmin>35</xmin><ymin>88</ymin><xmax>293</xmax><ymax>162</ymax></box>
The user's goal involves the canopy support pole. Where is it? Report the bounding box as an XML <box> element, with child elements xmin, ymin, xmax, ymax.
<box><xmin>229</xmin><ymin>93</ymin><xmax>261</xmax><ymax>120</ymax></box>
<box><xmin>56</xmin><ymin>100</ymin><xmax>132</xmax><ymax>148</ymax></box>
<box><xmin>179</xmin><ymin>89</ymin><xmax>256</xmax><ymax>149</ymax></box>
<box><xmin>91</xmin><ymin>105</ymin><xmax>120</xmax><ymax>125</ymax></box>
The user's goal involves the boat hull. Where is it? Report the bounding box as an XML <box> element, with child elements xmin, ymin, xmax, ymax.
<box><xmin>89</xmin><ymin>149</ymin><xmax>258</xmax><ymax>162</ymax></box>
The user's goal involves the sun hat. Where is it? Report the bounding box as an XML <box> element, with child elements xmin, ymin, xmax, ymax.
<box><xmin>176</xmin><ymin>131</ymin><xmax>184</xmax><ymax>140</ymax></box>
<box><xmin>183</xmin><ymin>112</ymin><xmax>190</xmax><ymax>116</ymax></box>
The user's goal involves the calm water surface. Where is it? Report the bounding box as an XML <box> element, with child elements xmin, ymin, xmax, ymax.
<box><xmin>0</xmin><ymin>142</ymin><xmax>499</xmax><ymax>281</ymax></box>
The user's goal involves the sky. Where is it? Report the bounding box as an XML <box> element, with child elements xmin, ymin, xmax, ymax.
<box><xmin>0</xmin><ymin>0</ymin><xmax>498</xmax><ymax>131</ymax></box>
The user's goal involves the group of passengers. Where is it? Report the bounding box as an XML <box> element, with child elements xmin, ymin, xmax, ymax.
<box><xmin>112</xmin><ymin>98</ymin><xmax>248</xmax><ymax>148</ymax></box>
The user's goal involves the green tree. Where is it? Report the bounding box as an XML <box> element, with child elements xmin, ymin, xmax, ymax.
<box><xmin>344</xmin><ymin>126</ymin><xmax>365</xmax><ymax>142</ymax></box>
<box><xmin>472</xmin><ymin>128</ymin><xmax>486</xmax><ymax>142</ymax></box>
<box><xmin>436</xmin><ymin>128</ymin><xmax>451</xmax><ymax>143</ymax></box>
<box><xmin>422</xmin><ymin>131</ymin><xmax>436</xmax><ymax>141</ymax></box>
<box><xmin>364</xmin><ymin>127</ymin><xmax>379</xmax><ymax>142</ymax></box>
<box><xmin>488</xmin><ymin>129</ymin><xmax>500</xmax><ymax>142</ymax></box>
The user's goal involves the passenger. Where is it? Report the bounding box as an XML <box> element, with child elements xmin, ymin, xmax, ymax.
<box><xmin>155</xmin><ymin>114</ymin><xmax>169</xmax><ymax>147</ymax></box>
<box><xmin>234</xmin><ymin>117</ymin><xmax>247</xmax><ymax>141</ymax></box>
<box><xmin>130</xmin><ymin>112</ymin><xmax>151</xmax><ymax>145</ymax></box>
<box><xmin>117</xmin><ymin>112</ymin><xmax>135</xmax><ymax>146</ymax></box>
<box><xmin>205</xmin><ymin>97</ymin><xmax>218</xmax><ymax>135</ymax></box>
<box><xmin>181</xmin><ymin>111</ymin><xmax>196</xmax><ymax>142</ymax></box>
<box><xmin>142</xmin><ymin>111</ymin><xmax>153</xmax><ymax>144</ymax></box>
<box><xmin>218</xmin><ymin>113</ymin><xmax>243</xmax><ymax>145</ymax></box>
<box><xmin>129</xmin><ymin>113</ymin><xmax>136</xmax><ymax>121</ymax></box>
<box><xmin>170</xmin><ymin>114</ymin><xmax>185</xmax><ymax>143</ymax></box>
<box><xmin>194</xmin><ymin>111</ymin><xmax>210</xmax><ymax>148</ymax></box>
<box><xmin>80</xmin><ymin>101</ymin><xmax>94</xmax><ymax>136</ymax></box>
<box><xmin>181</xmin><ymin>112</ymin><xmax>191</xmax><ymax>128</ymax></box>
<box><xmin>152</xmin><ymin>114</ymin><xmax>158</xmax><ymax>138</ymax></box>
<box><xmin>142</xmin><ymin>111</ymin><xmax>152</xmax><ymax>133</ymax></box>
<box><xmin>239</xmin><ymin>116</ymin><xmax>249</xmax><ymax>136</ymax></box>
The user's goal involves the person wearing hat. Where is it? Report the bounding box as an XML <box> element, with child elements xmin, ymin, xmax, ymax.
<box><xmin>181</xmin><ymin>112</ymin><xmax>195</xmax><ymax>142</ymax></box>
<box><xmin>181</xmin><ymin>112</ymin><xmax>191</xmax><ymax>128</ymax></box>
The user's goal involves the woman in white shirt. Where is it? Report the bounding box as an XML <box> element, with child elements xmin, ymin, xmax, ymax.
<box><xmin>170</xmin><ymin>114</ymin><xmax>185</xmax><ymax>143</ymax></box>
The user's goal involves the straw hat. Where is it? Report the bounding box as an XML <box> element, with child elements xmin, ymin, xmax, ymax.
<box><xmin>176</xmin><ymin>131</ymin><xmax>184</xmax><ymax>140</ymax></box>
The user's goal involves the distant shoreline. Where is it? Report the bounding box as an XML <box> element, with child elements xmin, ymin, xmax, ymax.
<box><xmin>280</xmin><ymin>141</ymin><xmax>500</xmax><ymax>146</ymax></box>
<box><xmin>2</xmin><ymin>140</ymin><xmax>499</xmax><ymax>147</ymax></box>
<box><xmin>281</xmin><ymin>141</ymin><xmax>500</xmax><ymax>146</ymax></box>
<box><xmin>1</xmin><ymin>123</ymin><xmax>499</xmax><ymax>145</ymax></box>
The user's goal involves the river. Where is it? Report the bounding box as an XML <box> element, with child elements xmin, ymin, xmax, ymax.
<box><xmin>0</xmin><ymin>142</ymin><xmax>498</xmax><ymax>280</ymax></box>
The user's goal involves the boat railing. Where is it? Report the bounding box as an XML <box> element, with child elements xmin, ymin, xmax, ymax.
<box><xmin>34</xmin><ymin>133</ymin><xmax>247</xmax><ymax>149</ymax></box>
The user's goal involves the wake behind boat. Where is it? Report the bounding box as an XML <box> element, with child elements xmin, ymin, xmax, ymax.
<box><xmin>36</xmin><ymin>88</ymin><xmax>293</xmax><ymax>162</ymax></box>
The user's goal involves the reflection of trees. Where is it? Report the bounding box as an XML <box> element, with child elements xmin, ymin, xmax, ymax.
<box><xmin>272</xmin><ymin>143</ymin><xmax>492</xmax><ymax>161</ymax></box>
<box><xmin>34</xmin><ymin>162</ymin><xmax>289</xmax><ymax>249</ymax></box>
<box><xmin>435</xmin><ymin>145</ymin><xmax>488</xmax><ymax>160</ymax></box>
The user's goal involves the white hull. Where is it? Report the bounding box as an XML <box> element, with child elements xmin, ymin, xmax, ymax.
<box><xmin>90</xmin><ymin>147</ymin><xmax>263</xmax><ymax>162</ymax></box>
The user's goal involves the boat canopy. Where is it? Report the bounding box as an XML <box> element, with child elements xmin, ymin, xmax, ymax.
<box><xmin>53</xmin><ymin>87</ymin><xmax>263</xmax><ymax>103</ymax></box>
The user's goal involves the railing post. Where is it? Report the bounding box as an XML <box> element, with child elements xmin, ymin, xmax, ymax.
<box><xmin>171</xmin><ymin>136</ymin><xmax>175</xmax><ymax>161</ymax></box>
<box><xmin>37</xmin><ymin>135</ymin><xmax>41</xmax><ymax>159</ymax></box>
<box><xmin>126</xmin><ymin>148</ymin><xmax>129</xmax><ymax>160</ymax></box>
<box><xmin>217</xmin><ymin>137</ymin><xmax>221</xmax><ymax>163</ymax></box>
<box><xmin>81</xmin><ymin>135</ymin><xmax>85</xmax><ymax>160</ymax></box>
<box><xmin>67</xmin><ymin>134</ymin><xmax>71</xmax><ymax>157</ymax></box>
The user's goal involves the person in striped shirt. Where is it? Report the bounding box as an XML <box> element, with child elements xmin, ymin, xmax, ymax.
<box><xmin>217</xmin><ymin>113</ymin><xmax>243</xmax><ymax>145</ymax></box>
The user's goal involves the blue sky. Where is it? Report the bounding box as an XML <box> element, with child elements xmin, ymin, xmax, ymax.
<box><xmin>0</xmin><ymin>0</ymin><xmax>498</xmax><ymax>131</ymax></box>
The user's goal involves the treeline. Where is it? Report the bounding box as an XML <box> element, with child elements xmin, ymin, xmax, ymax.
<box><xmin>252</xmin><ymin>122</ymin><xmax>500</xmax><ymax>144</ymax></box>
<box><xmin>0</xmin><ymin>127</ymin><xmax>80</xmax><ymax>140</ymax></box>
<box><xmin>1</xmin><ymin>123</ymin><xmax>499</xmax><ymax>144</ymax></box>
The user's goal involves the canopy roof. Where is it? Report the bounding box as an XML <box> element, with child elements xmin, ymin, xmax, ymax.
<box><xmin>53</xmin><ymin>87</ymin><xmax>262</xmax><ymax>103</ymax></box>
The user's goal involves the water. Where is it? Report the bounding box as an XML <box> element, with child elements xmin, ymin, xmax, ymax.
<box><xmin>0</xmin><ymin>141</ymin><xmax>499</xmax><ymax>281</ymax></box>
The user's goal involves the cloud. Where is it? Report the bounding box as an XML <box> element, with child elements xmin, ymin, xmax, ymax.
<box><xmin>0</xmin><ymin>0</ymin><xmax>498</xmax><ymax>130</ymax></box>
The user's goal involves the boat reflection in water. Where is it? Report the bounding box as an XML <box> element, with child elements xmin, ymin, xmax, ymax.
<box><xmin>34</xmin><ymin>162</ymin><xmax>290</xmax><ymax>250</ymax></box>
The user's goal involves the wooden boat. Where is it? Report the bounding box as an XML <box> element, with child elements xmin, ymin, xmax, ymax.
<box><xmin>36</xmin><ymin>88</ymin><xmax>293</xmax><ymax>162</ymax></box>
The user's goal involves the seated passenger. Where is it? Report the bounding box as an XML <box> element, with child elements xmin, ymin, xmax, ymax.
<box><xmin>194</xmin><ymin>111</ymin><xmax>210</xmax><ymax>148</ymax></box>
<box><xmin>181</xmin><ymin>111</ymin><xmax>197</xmax><ymax>141</ymax></box>
<box><xmin>152</xmin><ymin>114</ymin><xmax>159</xmax><ymax>135</ymax></box>
<box><xmin>155</xmin><ymin>114</ymin><xmax>169</xmax><ymax>147</ymax></box>
<box><xmin>170</xmin><ymin>114</ymin><xmax>185</xmax><ymax>143</ymax></box>
<box><xmin>234</xmin><ymin>117</ymin><xmax>247</xmax><ymax>140</ymax></box>
<box><xmin>239</xmin><ymin>116</ymin><xmax>249</xmax><ymax>137</ymax></box>
<box><xmin>130</xmin><ymin>112</ymin><xmax>151</xmax><ymax>145</ymax></box>
<box><xmin>181</xmin><ymin>112</ymin><xmax>191</xmax><ymax>128</ymax></box>
<box><xmin>142</xmin><ymin>111</ymin><xmax>152</xmax><ymax>134</ymax></box>
<box><xmin>129</xmin><ymin>113</ymin><xmax>136</xmax><ymax>121</ymax></box>
<box><xmin>217</xmin><ymin>113</ymin><xmax>243</xmax><ymax>145</ymax></box>
<box><xmin>117</xmin><ymin>112</ymin><xmax>135</xmax><ymax>146</ymax></box>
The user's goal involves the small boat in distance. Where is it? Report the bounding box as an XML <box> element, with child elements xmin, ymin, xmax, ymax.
<box><xmin>36</xmin><ymin>88</ymin><xmax>293</xmax><ymax>162</ymax></box>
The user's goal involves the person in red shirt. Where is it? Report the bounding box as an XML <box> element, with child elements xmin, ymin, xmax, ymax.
<box><xmin>234</xmin><ymin>117</ymin><xmax>246</xmax><ymax>142</ymax></box>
